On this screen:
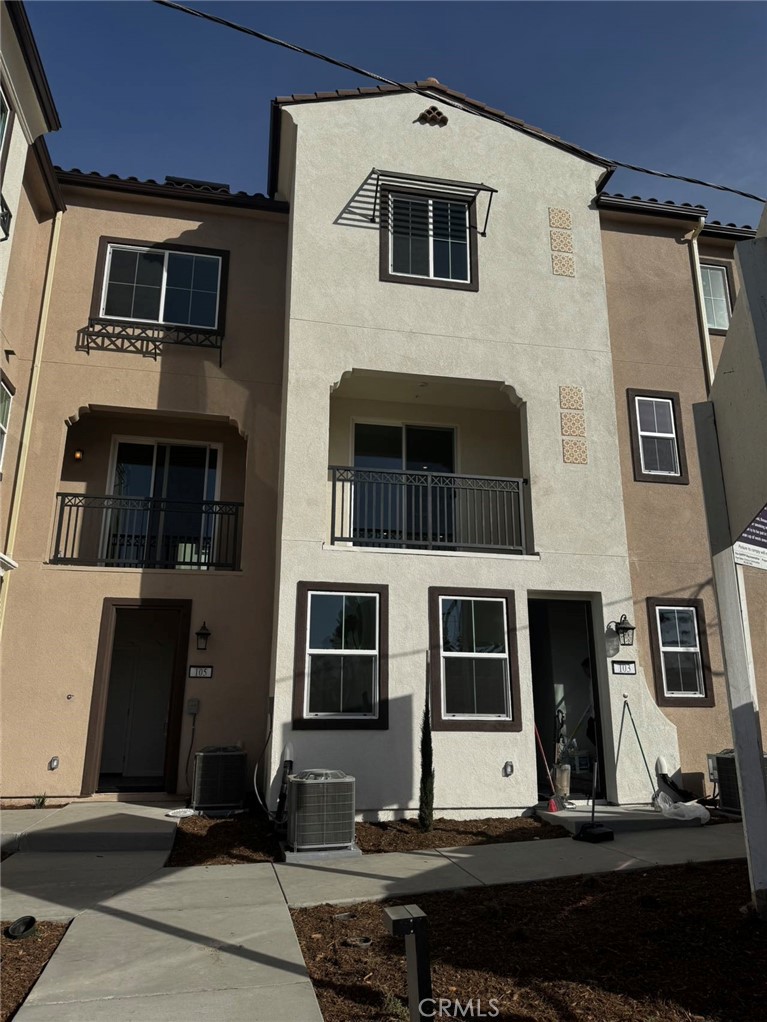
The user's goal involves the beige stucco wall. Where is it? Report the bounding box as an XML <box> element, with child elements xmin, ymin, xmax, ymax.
<box><xmin>1</xmin><ymin>152</ymin><xmax>55</xmax><ymax>543</ymax></box>
<box><xmin>0</xmin><ymin>189</ymin><xmax>288</xmax><ymax>796</ymax></box>
<box><xmin>601</xmin><ymin>213</ymin><xmax>740</xmax><ymax>793</ymax></box>
<box><xmin>267</xmin><ymin>93</ymin><xmax>678</xmax><ymax>816</ymax></box>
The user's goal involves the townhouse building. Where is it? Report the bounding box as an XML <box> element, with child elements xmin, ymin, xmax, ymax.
<box><xmin>1</xmin><ymin>3</ymin><xmax>763</xmax><ymax>814</ymax></box>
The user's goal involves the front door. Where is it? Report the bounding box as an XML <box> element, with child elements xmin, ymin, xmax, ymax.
<box><xmin>528</xmin><ymin>598</ymin><xmax>605</xmax><ymax>800</ymax></box>
<box><xmin>352</xmin><ymin>423</ymin><xmax>455</xmax><ymax>546</ymax></box>
<box><xmin>98</xmin><ymin>608</ymin><xmax>185</xmax><ymax>792</ymax></box>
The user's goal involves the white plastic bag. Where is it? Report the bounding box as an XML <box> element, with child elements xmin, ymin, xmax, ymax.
<box><xmin>655</xmin><ymin>791</ymin><xmax>710</xmax><ymax>824</ymax></box>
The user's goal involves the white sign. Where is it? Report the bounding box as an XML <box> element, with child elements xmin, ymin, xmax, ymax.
<box><xmin>734</xmin><ymin>505</ymin><xmax>767</xmax><ymax>572</ymax></box>
<box><xmin>611</xmin><ymin>660</ymin><xmax>636</xmax><ymax>676</ymax></box>
<box><xmin>188</xmin><ymin>666</ymin><xmax>213</xmax><ymax>679</ymax></box>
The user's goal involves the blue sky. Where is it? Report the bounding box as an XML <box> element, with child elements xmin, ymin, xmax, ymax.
<box><xmin>26</xmin><ymin>1</ymin><xmax>767</xmax><ymax>226</ymax></box>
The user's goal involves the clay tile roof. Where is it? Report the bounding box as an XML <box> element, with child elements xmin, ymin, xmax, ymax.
<box><xmin>55</xmin><ymin>167</ymin><xmax>287</xmax><ymax>211</ymax></box>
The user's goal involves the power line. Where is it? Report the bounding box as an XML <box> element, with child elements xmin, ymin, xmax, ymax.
<box><xmin>152</xmin><ymin>0</ymin><xmax>766</xmax><ymax>206</ymax></box>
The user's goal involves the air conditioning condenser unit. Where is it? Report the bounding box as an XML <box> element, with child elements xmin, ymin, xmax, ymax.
<box><xmin>286</xmin><ymin>769</ymin><xmax>356</xmax><ymax>852</ymax></box>
<box><xmin>192</xmin><ymin>745</ymin><xmax>247</xmax><ymax>814</ymax></box>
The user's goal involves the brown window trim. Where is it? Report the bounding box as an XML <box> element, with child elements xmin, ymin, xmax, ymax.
<box><xmin>428</xmin><ymin>586</ymin><xmax>522</xmax><ymax>732</ymax></box>
<box><xmin>1</xmin><ymin>369</ymin><xmax>16</xmax><ymax>396</ymax></box>
<box><xmin>379</xmin><ymin>185</ymin><xmax>479</xmax><ymax>292</ymax></box>
<box><xmin>699</xmin><ymin>258</ymin><xmax>735</xmax><ymax>336</ymax></box>
<box><xmin>292</xmin><ymin>581</ymin><xmax>389</xmax><ymax>730</ymax></box>
<box><xmin>89</xmin><ymin>236</ymin><xmax>230</xmax><ymax>334</ymax></box>
<box><xmin>646</xmin><ymin>597</ymin><xmax>715</xmax><ymax>708</ymax></box>
<box><xmin>627</xmin><ymin>389</ymin><xmax>689</xmax><ymax>485</ymax></box>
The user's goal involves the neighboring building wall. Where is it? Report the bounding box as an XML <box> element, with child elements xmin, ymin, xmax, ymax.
<box><xmin>0</xmin><ymin>186</ymin><xmax>287</xmax><ymax>796</ymax></box>
<box><xmin>1</xmin><ymin>147</ymin><xmax>56</xmax><ymax>541</ymax></box>
<box><xmin>601</xmin><ymin>211</ymin><xmax>742</xmax><ymax>793</ymax></box>
<box><xmin>267</xmin><ymin>91</ymin><xmax>678</xmax><ymax>816</ymax></box>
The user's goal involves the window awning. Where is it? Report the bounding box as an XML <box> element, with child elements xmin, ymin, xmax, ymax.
<box><xmin>370</xmin><ymin>169</ymin><xmax>498</xmax><ymax>237</ymax></box>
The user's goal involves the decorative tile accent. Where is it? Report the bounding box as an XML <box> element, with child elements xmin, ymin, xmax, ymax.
<box><xmin>552</xmin><ymin>253</ymin><xmax>576</xmax><ymax>277</ymax></box>
<box><xmin>417</xmin><ymin>105</ymin><xmax>448</xmax><ymax>126</ymax></box>
<box><xmin>559</xmin><ymin>385</ymin><xmax>584</xmax><ymax>410</ymax></box>
<box><xmin>561</xmin><ymin>411</ymin><xmax>586</xmax><ymax>437</ymax></box>
<box><xmin>563</xmin><ymin>438</ymin><xmax>588</xmax><ymax>465</ymax></box>
<box><xmin>550</xmin><ymin>230</ymin><xmax>573</xmax><ymax>253</ymax></box>
<box><xmin>548</xmin><ymin>207</ymin><xmax>573</xmax><ymax>230</ymax></box>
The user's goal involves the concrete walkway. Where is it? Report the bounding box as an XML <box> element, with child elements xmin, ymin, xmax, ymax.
<box><xmin>275</xmin><ymin>822</ymin><xmax>746</xmax><ymax>907</ymax></box>
<box><xmin>1</xmin><ymin>801</ymin><xmax>179</xmax><ymax>854</ymax></box>
<box><xmin>1</xmin><ymin>821</ymin><xmax>745</xmax><ymax>1021</ymax></box>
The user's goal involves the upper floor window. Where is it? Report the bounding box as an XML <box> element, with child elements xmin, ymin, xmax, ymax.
<box><xmin>700</xmin><ymin>262</ymin><xmax>732</xmax><ymax>332</ymax></box>
<box><xmin>627</xmin><ymin>390</ymin><xmax>689</xmax><ymax>486</ymax></box>
<box><xmin>428</xmin><ymin>587</ymin><xmax>521</xmax><ymax>732</ymax></box>
<box><xmin>98</xmin><ymin>242</ymin><xmax>224</xmax><ymax>330</ymax></box>
<box><xmin>0</xmin><ymin>378</ymin><xmax>12</xmax><ymax>471</ymax></box>
<box><xmin>647</xmin><ymin>597</ymin><xmax>714</xmax><ymax>708</ymax></box>
<box><xmin>292</xmin><ymin>582</ymin><xmax>389</xmax><ymax>730</ymax></box>
<box><xmin>380</xmin><ymin>190</ymin><xmax>478</xmax><ymax>292</ymax></box>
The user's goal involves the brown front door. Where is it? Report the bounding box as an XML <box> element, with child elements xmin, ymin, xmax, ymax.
<box><xmin>83</xmin><ymin>599</ymin><xmax>191</xmax><ymax>795</ymax></box>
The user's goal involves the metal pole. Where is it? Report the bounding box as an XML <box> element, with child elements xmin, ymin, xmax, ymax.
<box><xmin>383</xmin><ymin>905</ymin><xmax>433</xmax><ymax>1021</ymax></box>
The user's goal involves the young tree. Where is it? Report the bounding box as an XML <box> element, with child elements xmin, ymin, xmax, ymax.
<box><xmin>418</xmin><ymin>691</ymin><xmax>434</xmax><ymax>832</ymax></box>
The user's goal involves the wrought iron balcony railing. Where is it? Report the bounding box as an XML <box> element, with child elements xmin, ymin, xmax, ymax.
<box><xmin>51</xmin><ymin>493</ymin><xmax>242</xmax><ymax>570</ymax></box>
<box><xmin>330</xmin><ymin>466</ymin><xmax>528</xmax><ymax>554</ymax></box>
<box><xmin>80</xmin><ymin>318</ymin><xmax>224</xmax><ymax>365</ymax></box>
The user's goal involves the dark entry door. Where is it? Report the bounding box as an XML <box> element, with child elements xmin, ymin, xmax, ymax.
<box><xmin>528</xmin><ymin>598</ymin><xmax>605</xmax><ymax>800</ymax></box>
<box><xmin>98</xmin><ymin>608</ymin><xmax>183</xmax><ymax>791</ymax></box>
<box><xmin>352</xmin><ymin>424</ymin><xmax>455</xmax><ymax>545</ymax></box>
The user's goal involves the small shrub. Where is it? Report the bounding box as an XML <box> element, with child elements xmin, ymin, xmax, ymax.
<box><xmin>418</xmin><ymin>695</ymin><xmax>434</xmax><ymax>833</ymax></box>
<box><xmin>33</xmin><ymin>793</ymin><xmax>47</xmax><ymax>808</ymax></box>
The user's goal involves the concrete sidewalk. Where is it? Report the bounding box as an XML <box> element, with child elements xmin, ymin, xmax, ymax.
<box><xmin>275</xmin><ymin>822</ymin><xmax>746</xmax><ymax>907</ymax></box>
<box><xmin>1</xmin><ymin>801</ymin><xmax>179</xmax><ymax>854</ymax></box>
<box><xmin>12</xmin><ymin>865</ymin><xmax>323</xmax><ymax>1022</ymax></box>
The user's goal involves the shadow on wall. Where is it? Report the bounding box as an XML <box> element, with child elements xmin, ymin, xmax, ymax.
<box><xmin>274</xmin><ymin>693</ymin><xmax>415</xmax><ymax>817</ymax></box>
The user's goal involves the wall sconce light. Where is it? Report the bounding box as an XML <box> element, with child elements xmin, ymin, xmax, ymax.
<box><xmin>609</xmin><ymin>614</ymin><xmax>636</xmax><ymax>647</ymax></box>
<box><xmin>195</xmin><ymin>622</ymin><xmax>211</xmax><ymax>651</ymax></box>
<box><xmin>74</xmin><ymin>449</ymin><xmax>84</xmax><ymax>462</ymax></box>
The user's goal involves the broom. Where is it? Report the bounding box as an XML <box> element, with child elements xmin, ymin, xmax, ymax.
<box><xmin>535</xmin><ymin>722</ymin><xmax>565</xmax><ymax>812</ymax></box>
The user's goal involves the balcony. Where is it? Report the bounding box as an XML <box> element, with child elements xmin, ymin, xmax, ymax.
<box><xmin>329</xmin><ymin>466</ymin><xmax>528</xmax><ymax>554</ymax></box>
<box><xmin>51</xmin><ymin>493</ymin><xmax>242</xmax><ymax>570</ymax></box>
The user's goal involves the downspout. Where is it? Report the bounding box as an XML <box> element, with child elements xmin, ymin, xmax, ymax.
<box><xmin>688</xmin><ymin>215</ymin><xmax>716</xmax><ymax>393</ymax></box>
<box><xmin>0</xmin><ymin>209</ymin><xmax>63</xmax><ymax>636</ymax></box>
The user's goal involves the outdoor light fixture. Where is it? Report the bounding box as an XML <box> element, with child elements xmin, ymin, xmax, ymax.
<box><xmin>73</xmin><ymin>449</ymin><xmax>84</xmax><ymax>462</ymax></box>
<box><xmin>195</xmin><ymin>622</ymin><xmax>211</xmax><ymax>651</ymax></box>
<box><xmin>612</xmin><ymin>614</ymin><xmax>636</xmax><ymax>647</ymax></box>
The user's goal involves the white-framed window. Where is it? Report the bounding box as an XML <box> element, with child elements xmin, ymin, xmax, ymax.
<box><xmin>100</xmin><ymin>245</ymin><xmax>222</xmax><ymax>329</ymax></box>
<box><xmin>305</xmin><ymin>591</ymin><xmax>380</xmax><ymax>717</ymax></box>
<box><xmin>634</xmin><ymin>396</ymin><xmax>680</xmax><ymax>476</ymax></box>
<box><xmin>439</xmin><ymin>596</ymin><xmax>511</xmax><ymax>718</ymax></box>
<box><xmin>0</xmin><ymin>380</ymin><xmax>11</xmax><ymax>471</ymax></box>
<box><xmin>389</xmin><ymin>194</ymin><xmax>470</xmax><ymax>282</ymax></box>
<box><xmin>700</xmin><ymin>263</ymin><xmax>731</xmax><ymax>331</ymax></box>
<box><xmin>655</xmin><ymin>605</ymin><xmax>705</xmax><ymax>698</ymax></box>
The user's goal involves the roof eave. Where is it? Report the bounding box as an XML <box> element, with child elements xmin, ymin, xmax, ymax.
<box><xmin>6</xmin><ymin>1</ymin><xmax>61</xmax><ymax>133</ymax></box>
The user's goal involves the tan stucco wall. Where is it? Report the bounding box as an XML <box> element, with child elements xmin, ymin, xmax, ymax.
<box><xmin>267</xmin><ymin>93</ymin><xmax>678</xmax><ymax>816</ymax></box>
<box><xmin>1</xmin><ymin>154</ymin><xmax>55</xmax><ymax>544</ymax></box>
<box><xmin>601</xmin><ymin>214</ymin><xmax>739</xmax><ymax>793</ymax></box>
<box><xmin>0</xmin><ymin>190</ymin><xmax>288</xmax><ymax>796</ymax></box>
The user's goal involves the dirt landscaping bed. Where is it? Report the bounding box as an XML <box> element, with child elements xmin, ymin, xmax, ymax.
<box><xmin>166</xmin><ymin>811</ymin><xmax>567</xmax><ymax>866</ymax></box>
<box><xmin>1</xmin><ymin>921</ymin><xmax>69</xmax><ymax>1022</ymax></box>
<box><xmin>292</xmin><ymin>859</ymin><xmax>765</xmax><ymax>1022</ymax></box>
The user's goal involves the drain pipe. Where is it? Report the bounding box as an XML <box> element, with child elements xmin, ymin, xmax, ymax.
<box><xmin>0</xmin><ymin>209</ymin><xmax>63</xmax><ymax>637</ymax></box>
<box><xmin>688</xmin><ymin>215</ymin><xmax>716</xmax><ymax>393</ymax></box>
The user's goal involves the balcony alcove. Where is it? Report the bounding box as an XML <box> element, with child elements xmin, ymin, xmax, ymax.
<box><xmin>327</xmin><ymin>370</ymin><xmax>533</xmax><ymax>555</ymax></box>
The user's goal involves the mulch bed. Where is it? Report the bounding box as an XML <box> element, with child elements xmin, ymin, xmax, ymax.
<box><xmin>166</xmin><ymin>811</ymin><xmax>281</xmax><ymax>866</ymax></box>
<box><xmin>292</xmin><ymin>860</ymin><xmax>766</xmax><ymax>1022</ymax></box>
<box><xmin>166</xmin><ymin>812</ymin><xmax>567</xmax><ymax>866</ymax></box>
<box><xmin>355</xmin><ymin>816</ymin><xmax>568</xmax><ymax>853</ymax></box>
<box><xmin>1</xmin><ymin>921</ymin><xmax>69</xmax><ymax>1022</ymax></box>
